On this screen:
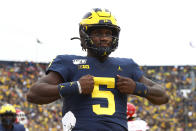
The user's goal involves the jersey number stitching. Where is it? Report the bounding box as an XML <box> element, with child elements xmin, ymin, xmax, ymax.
<box><xmin>92</xmin><ymin>77</ymin><xmax>115</xmax><ymax>115</ymax></box>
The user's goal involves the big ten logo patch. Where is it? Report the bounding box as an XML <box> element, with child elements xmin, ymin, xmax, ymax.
<box><xmin>78</xmin><ymin>65</ymin><xmax>90</xmax><ymax>69</ymax></box>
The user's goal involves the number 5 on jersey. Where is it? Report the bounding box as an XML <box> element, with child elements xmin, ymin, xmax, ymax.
<box><xmin>92</xmin><ymin>77</ymin><xmax>115</xmax><ymax>115</ymax></box>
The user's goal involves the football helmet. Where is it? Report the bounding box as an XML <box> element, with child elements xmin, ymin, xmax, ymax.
<box><xmin>0</xmin><ymin>104</ymin><xmax>16</xmax><ymax>126</ymax></box>
<box><xmin>79</xmin><ymin>8</ymin><xmax>120</xmax><ymax>56</ymax></box>
<box><xmin>16</xmin><ymin>109</ymin><xmax>28</xmax><ymax>125</ymax></box>
<box><xmin>127</xmin><ymin>103</ymin><xmax>136</xmax><ymax>119</ymax></box>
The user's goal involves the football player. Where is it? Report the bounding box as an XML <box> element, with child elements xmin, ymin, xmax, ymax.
<box><xmin>127</xmin><ymin>103</ymin><xmax>149</xmax><ymax>131</ymax></box>
<box><xmin>27</xmin><ymin>8</ymin><xmax>169</xmax><ymax>131</ymax></box>
<box><xmin>15</xmin><ymin>109</ymin><xmax>29</xmax><ymax>131</ymax></box>
<box><xmin>0</xmin><ymin>104</ymin><xmax>25</xmax><ymax>131</ymax></box>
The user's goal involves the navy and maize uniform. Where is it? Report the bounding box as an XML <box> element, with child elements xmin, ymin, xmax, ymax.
<box><xmin>46</xmin><ymin>55</ymin><xmax>143</xmax><ymax>131</ymax></box>
<box><xmin>0</xmin><ymin>123</ymin><xmax>25</xmax><ymax>131</ymax></box>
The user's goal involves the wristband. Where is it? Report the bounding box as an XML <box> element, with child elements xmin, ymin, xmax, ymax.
<box><xmin>58</xmin><ymin>81</ymin><xmax>80</xmax><ymax>97</ymax></box>
<box><xmin>133</xmin><ymin>82</ymin><xmax>148</xmax><ymax>97</ymax></box>
<box><xmin>77</xmin><ymin>81</ymin><xmax>82</xmax><ymax>94</ymax></box>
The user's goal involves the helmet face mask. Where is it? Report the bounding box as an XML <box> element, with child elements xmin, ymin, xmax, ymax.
<box><xmin>1</xmin><ymin>113</ymin><xmax>16</xmax><ymax>126</ymax></box>
<box><xmin>79</xmin><ymin>8</ymin><xmax>120</xmax><ymax>57</ymax></box>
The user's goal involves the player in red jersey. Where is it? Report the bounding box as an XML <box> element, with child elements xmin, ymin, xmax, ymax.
<box><xmin>127</xmin><ymin>103</ymin><xmax>149</xmax><ymax>131</ymax></box>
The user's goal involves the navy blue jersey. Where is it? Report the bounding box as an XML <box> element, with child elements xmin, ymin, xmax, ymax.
<box><xmin>0</xmin><ymin>123</ymin><xmax>25</xmax><ymax>131</ymax></box>
<box><xmin>46</xmin><ymin>55</ymin><xmax>143</xmax><ymax>130</ymax></box>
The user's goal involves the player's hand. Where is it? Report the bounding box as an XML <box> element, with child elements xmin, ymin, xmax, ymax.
<box><xmin>78</xmin><ymin>74</ymin><xmax>94</xmax><ymax>95</ymax></box>
<box><xmin>116</xmin><ymin>75</ymin><xmax>136</xmax><ymax>94</ymax></box>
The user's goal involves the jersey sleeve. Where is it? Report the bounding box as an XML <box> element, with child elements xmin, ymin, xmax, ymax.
<box><xmin>13</xmin><ymin>123</ymin><xmax>26</xmax><ymax>131</ymax></box>
<box><xmin>46</xmin><ymin>55</ymin><xmax>70</xmax><ymax>81</ymax></box>
<box><xmin>130</xmin><ymin>59</ymin><xmax>144</xmax><ymax>81</ymax></box>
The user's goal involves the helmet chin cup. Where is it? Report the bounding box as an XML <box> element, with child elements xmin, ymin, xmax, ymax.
<box><xmin>89</xmin><ymin>46</ymin><xmax>111</xmax><ymax>56</ymax></box>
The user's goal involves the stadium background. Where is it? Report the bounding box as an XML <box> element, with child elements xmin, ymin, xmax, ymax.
<box><xmin>0</xmin><ymin>61</ymin><xmax>196</xmax><ymax>131</ymax></box>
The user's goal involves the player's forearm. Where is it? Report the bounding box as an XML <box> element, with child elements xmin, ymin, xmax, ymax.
<box><xmin>139</xmin><ymin>76</ymin><xmax>169</xmax><ymax>105</ymax></box>
<box><xmin>29</xmin><ymin>82</ymin><xmax>59</xmax><ymax>97</ymax></box>
<box><xmin>27</xmin><ymin>92</ymin><xmax>60</xmax><ymax>104</ymax></box>
<box><xmin>146</xmin><ymin>84</ymin><xmax>169</xmax><ymax>105</ymax></box>
<box><xmin>26</xmin><ymin>82</ymin><xmax>60</xmax><ymax>104</ymax></box>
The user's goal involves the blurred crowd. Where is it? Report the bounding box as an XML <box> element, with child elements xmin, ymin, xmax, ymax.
<box><xmin>0</xmin><ymin>61</ymin><xmax>196</xmax><ymax>131</ymax></box>
<box><xmin>0</xmin><ymin>61</ymin><xmax>62</xmax><ymax>131</ymax></box>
